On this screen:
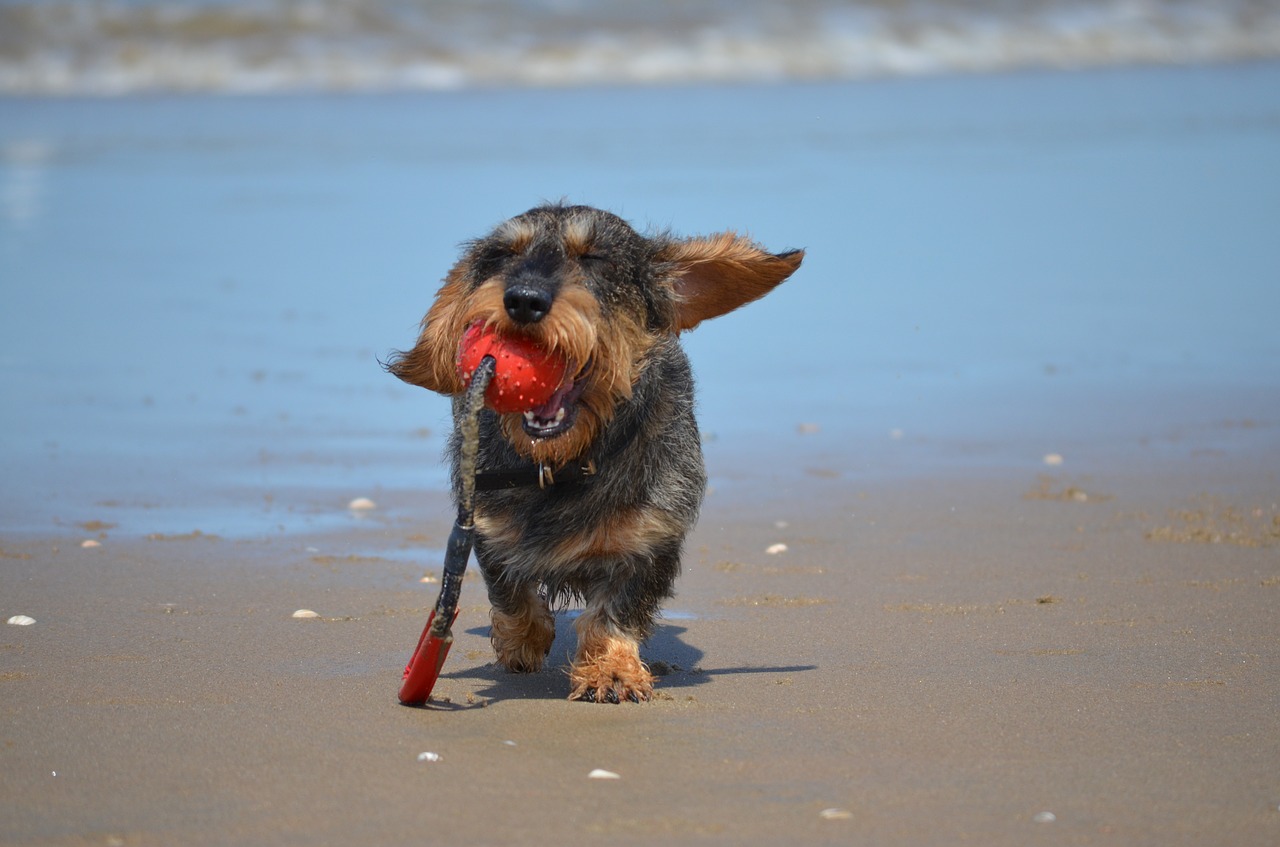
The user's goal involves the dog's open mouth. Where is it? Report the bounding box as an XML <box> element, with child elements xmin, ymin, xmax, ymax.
<box><xmin>521</xmin><ymin>370</ymin><xmax>586</xmax><ymax>439</ymax></box>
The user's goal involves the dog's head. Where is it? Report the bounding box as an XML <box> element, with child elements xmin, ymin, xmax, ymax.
<box><xmin>389</xmin><ymin>204</ymin><xmax>803</xmax><ymax>465</ymax></box>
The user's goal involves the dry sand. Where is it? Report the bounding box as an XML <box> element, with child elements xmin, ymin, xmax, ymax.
<box><xmin>3</xmin><ymin>450</ymin><xmax>1278</xmax><ymax>846</ymax></box>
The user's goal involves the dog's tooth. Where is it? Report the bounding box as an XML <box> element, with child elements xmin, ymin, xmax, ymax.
<box><xmin>523</xmin><ymin>411</ymin><xmax>536</xmax><ymax>423</ymax></box>
<box><xmin>554</xmin><ymin>407</ymin><xmax>565</xmax><ymax>424</ymax></box>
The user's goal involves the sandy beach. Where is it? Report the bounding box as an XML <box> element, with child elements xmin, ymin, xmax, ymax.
<box><xmin>3</xmin><ymin>455</ymin><xmax>1278</xmax><ymax>845</ymax></box>
<box><xmin>3</xmin><ymin>61</ymin><xmax>1279</xmax><ymax>845</ymax></box>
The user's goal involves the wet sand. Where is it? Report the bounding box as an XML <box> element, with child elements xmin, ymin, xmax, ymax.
<box><xmin>3</xmin><ymin>445</ymin><xmax>1278</xmax><ymax>845</ymax></box>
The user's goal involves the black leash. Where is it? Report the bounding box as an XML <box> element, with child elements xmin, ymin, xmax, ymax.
<box><xmin>398</xmin><ymin>355</ymin><xmax>496</xmax><ymax>706</ymax></box>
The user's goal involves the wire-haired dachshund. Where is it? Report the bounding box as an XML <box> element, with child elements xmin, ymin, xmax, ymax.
<box><xmin>389</xmin><ymin>203</ymin><xmax>802</xmax><ymax>702</ymax></box>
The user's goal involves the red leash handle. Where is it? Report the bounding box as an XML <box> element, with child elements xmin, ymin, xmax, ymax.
<box><xmin>398</xmin><ymin>609</ymin><xmax>458</xmax><ymax>705</ymax></box>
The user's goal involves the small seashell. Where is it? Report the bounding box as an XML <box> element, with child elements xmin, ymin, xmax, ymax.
<box><xmin>291</xmin><ymin>609</ymin><xmax>319</xmax><ymax>619</ymax></box>
<box><xmin>587</xmin><ymin>769</ymin><xmax>620</xmax><ymax>780</ymax></box>
<box><xmin>348</xmin><ymin>497</ymin><xmax>376</xmax><ymax>511</ymax></box>
<box><xmin>419</xmin><ymin>575</ymin><xmax>438</xmax><ymax>583</ymax></box>
<box><xmin>1042</xmin><ymin>453</ymin><xmax>1064</xmax><ymax>466</ymax></box>
<box><xmin>416</xmin><ymin>752</ymin><xmax>441</xmax><ymax>762</ymax></box>
<box><xmin>819</xmin><ymin>808</ymin><xmax>853</xmax><ymax>820</ymax></box>
<box><xmin>765</xmin><ymin>543</ymin><xmax>788</xmax><ymax>555</ymax></box>
<box><xmin>502</xmin><ymin>740</ymin><xmax>517</xmax><ymax>747</ymax></box>
<box><xmin>1033</xmin><ymin>811</ymin><xmax>1056</xmax><ymax>823</ymax></box>
<box><xmin>80</xmin><ymin>539</ymin><xmax>101</xmax><ymax>548</ymax></box>
<box><xmin>7</xmin><ymin>615</ymin><xmax>36</xmax><ymax>626</ymax></box>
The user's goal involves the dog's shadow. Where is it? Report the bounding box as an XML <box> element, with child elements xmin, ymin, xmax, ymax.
<box><xmin>437</xmin><ymin>612</ymin><xmax>816</xmax><ymax>705</ymax></box>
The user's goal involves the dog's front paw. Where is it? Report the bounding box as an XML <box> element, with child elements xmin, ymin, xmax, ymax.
<box><xmin>568</xmin><ymin>639</ymin><xmax>654</xmax><ymax>704</ymax></box>
<box><xmin>491</xmin><ymin>603</ymin><xmax>555</xmax><ymax>673</ymax></box>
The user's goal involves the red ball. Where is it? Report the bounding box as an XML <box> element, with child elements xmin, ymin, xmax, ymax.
<box><xmin>456</xmin><ymin>322</ymin><xmax>569</xmax><ymax>413</ymax></box>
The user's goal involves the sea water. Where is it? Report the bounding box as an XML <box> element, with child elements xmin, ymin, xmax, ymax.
<box><xmin>1</xmin><ymin>37</ymin><xmax>1278</xmax><ymax>536</ymax></box>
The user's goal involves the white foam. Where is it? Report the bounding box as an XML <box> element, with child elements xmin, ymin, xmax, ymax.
<box><xmin>1</xmin><ymin>0</ymin><xmax>1278</xmax><ymax>95</ymax></box>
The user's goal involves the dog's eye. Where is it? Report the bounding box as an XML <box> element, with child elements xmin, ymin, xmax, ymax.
<box><xmin>472</xmin><ymin>250</ymin><xmax>512</xmax><ymax>281</ymax></box>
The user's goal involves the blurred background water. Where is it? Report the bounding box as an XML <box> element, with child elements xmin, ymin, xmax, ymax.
<box><xmin>1</xmin><ymin>3</ymin><xmax>1278</xmax><ymax>538</ymax></box>
<box><xmin>2</xmin><ymin>0</ymin><xmax>1279</xmax><ymax>95</ymax></box>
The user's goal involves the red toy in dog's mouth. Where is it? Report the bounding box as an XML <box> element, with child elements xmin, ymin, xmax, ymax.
<box><xmin>457</xmin><ymin>322</ymin><xmax>583</xmax><ymax>438</ymax></box>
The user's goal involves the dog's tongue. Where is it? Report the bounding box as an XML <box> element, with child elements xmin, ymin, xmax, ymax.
<box><xmin>530</xmin><ymin>376</ymin><xmax>576</xmax><ymax>421</ymax></box>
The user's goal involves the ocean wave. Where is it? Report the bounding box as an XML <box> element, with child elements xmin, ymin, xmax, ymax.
<box><xmin>2</xmin><ymin>0</ymin><xmax>1279</xmax><ymax>95</ymax></box>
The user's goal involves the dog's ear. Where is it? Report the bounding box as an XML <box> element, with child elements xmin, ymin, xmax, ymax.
<box><xmin>385</xmin><ymin>265</ymin><xmax>470</xmax><ymax>395</ymax></box>
<box><xmin>656</xmin><ymin>233</ymin><xmax>803</xmax><ymax>332</ymax></box>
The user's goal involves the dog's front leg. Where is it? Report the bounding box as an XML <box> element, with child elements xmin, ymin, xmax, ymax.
<box><xmin>568</xmin><ymin>555</ymin><xmax>677</xmax><ymax>703</ymax></box>
<box><xmin>487</xmin><ymin>580</ymin><xmax>556</xmax><ymax>674</ymax></box>
<box><xmin>568</xmin><ymin>607</ymin><xmax>654</xmax><ymax>703</ymax></box>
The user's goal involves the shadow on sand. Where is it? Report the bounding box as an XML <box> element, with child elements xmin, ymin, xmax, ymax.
<box><xmin>403</xmin><ymin>614</ymin><xmax>816</xmax><ymax>707</ymax></box>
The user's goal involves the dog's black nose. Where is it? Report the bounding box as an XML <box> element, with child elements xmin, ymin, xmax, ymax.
<box><xmin>504</xmin><ymin>285</ymin><xmax>553</xmax><ymax>324</ymax></box>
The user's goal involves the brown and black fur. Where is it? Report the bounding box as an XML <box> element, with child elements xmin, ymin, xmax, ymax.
<box><xmin>389</xmin><ymin>204</ymin><xmax>802</xmax><ymax>703</ymax></box>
